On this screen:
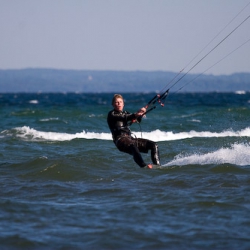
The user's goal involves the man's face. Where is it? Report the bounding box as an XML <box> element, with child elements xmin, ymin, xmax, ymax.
<box><xmin>113</xmin><ymin>97</ymin><xmax>124</xmax><ymax>112</ymax></box>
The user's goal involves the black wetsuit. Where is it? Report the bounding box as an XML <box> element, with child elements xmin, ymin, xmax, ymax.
<box><xmin>107</xmin><ymin>109</ymin><xmax>160</xmax><ymax>168</ymax></box>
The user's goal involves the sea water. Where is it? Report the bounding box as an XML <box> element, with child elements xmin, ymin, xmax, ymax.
<box><xmin>1</xmin><ymin>92</ymin><xmax>250</xmax><ymax>249</ymax></box>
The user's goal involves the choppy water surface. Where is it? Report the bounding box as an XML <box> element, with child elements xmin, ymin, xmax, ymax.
<box><xmin>1</xmin><ymin>92</ymin><xmax>250</xmax><ymax>249</ymax></box>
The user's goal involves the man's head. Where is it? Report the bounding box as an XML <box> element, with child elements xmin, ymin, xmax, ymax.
<box><xmin>112</xmin><ymin>94</ymin><xmax>124</xmax><ymax>112</ymax></box>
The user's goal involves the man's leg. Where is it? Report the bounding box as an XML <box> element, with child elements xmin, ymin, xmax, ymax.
<box><xmin>116</xmin><ymin>137</ymin><xmax>147</xmax><ymax>168</ymax></box>
<box><xmin>129</xmin><ymin>143</ymin><xmax>147</xmax><ymax>168</ymax></box>
<box><xmin>151</xmin><ymin>143</ymin><xmax>160</xmax><ymax>165</ymax></box>
<box><xmin>137</xmin><ymin>138</ymin><xmax>161</xmax><ymax>166</ymax></box>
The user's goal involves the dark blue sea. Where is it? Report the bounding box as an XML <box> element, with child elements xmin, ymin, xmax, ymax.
<box><xmin>1</xmin><ymin>92</ymin><xmax>250</xmax><ymax>249</ymax></box>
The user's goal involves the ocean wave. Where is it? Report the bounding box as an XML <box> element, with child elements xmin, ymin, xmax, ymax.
<box><xmin>9</xmin><ymin>126</ymin><xmax>111</xmax><ymax>141</ymax></box>
<box><xmin>39</xmin><ymin>117</ymin><xmax>60</xmax><ymax>122</ymax></box>
<box><xmin>29</xmin><ymin>99</ymin><xmax>39</xmax><ymax>104</ymax></box>
<box><xmin>165</xmin><ymin>142</ymin><xmax>250</xmax><ymax>167</ymax></box>
<box><xmin>235</xmin><ymin>90</ymin><xmax>246</xmax><ymax>95</ymax></box>
<box><xmin>140</xmin><ymin>128</ymin><xmax>250</xmax><ymax>141</ymax></box>
<box><xmin>2</xmin><ymin>126</ymin><xmax>250</xmax><ymax>142</ymax></box>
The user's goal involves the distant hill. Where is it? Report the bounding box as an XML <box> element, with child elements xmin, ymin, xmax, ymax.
<box><xmin>0</xmin><ymin>68</ymin><xmax>249</xmax><ymax>93</ymax></box>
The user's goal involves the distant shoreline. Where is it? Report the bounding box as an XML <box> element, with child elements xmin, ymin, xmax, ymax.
<box><xmin>0</xmin><ymin>68</ymin><xmax>249</xmax><ymax>93</ymax></box>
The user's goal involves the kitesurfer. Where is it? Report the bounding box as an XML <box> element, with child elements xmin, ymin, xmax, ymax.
<box><xmin>107</xmin><ymin>94</ymin><xmax>160</xmax><ymax>169</ymax></box>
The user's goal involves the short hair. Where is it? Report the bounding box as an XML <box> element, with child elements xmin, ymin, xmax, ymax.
<box><xmin>112</xmin><ymin>94</ymin><xmax>124</xmax><ymax>105</ymax></box>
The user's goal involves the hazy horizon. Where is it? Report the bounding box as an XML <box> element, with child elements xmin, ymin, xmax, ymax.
<box><xmin>0</xmin><ymin>0</ymin><xmax>250</xmax><ymax>76</ymax></box>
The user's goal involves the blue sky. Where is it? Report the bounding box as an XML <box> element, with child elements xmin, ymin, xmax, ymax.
<box><xmin>0</xmin><ymin>0</ymin><xmax>249</xmax><ymax>75</ymax></box>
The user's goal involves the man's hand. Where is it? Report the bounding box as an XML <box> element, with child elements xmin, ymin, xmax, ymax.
<box><xmin>135</xmin><ymin>107</ymin><xmax>146</xmax><ymax>117</ymax></box>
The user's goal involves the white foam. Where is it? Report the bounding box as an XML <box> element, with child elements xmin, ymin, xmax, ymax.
<box><xmin>14</xmin><ymin>126</ymin><xmax>112</xmax><ymax>141</ymax></box>
<box><xmin>165</xmin><ymin>143</ymin><xmax>250</xmax><ymax>167</ymax></box>
<box><xmin>29</xmin><ymin>100</ymin><xmax>39</xmax><ymax>104</ymax></box>
<box><xmin>8</xmin><ymin>126</ymin><xmax>250</xmax><ymax>142</ymax></box>
<box><xmin>235</xmin><ymin>90</ymin><xmax>246</xmax><ymax>95</ymax></box>
<box><xmin>40</xmin><ymin>118</ymin><xmax>59</xmax><ymax>122</ymax></box>
<box><xmin>137</xmin><ymin>127</ymin><xmax>250</xmax><ymax>142</ymax></box>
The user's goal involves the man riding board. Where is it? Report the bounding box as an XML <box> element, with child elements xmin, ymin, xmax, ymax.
<box><xmin>107</xmin><ymin>94</ymin><xmax>160</xmax><ymax>169</ymax></box>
